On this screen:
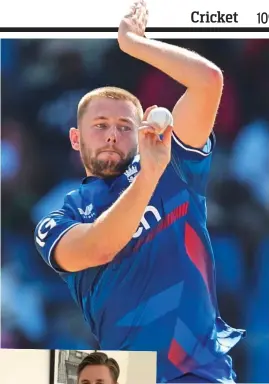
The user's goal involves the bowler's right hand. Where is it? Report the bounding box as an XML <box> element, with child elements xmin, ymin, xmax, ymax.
<box><xmin>138</xmin><ymin>106</ymin><xmax>172</xmax><ymax>182</ymax></box>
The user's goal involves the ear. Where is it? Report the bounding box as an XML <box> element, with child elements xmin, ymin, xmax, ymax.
<box><xmin>69</xmin><ymin>127</ymin><xmax>80</xmax><ymax>151</ymax></box>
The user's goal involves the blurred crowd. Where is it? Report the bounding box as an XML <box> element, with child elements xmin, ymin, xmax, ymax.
<box><xmin>1</xmin><ymin>38</ymin><xmax>269</xmax><ymax>383</ymax></box>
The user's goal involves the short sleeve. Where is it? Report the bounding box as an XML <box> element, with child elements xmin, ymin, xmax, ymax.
<box><xmin>170</xmin><ymin>131</ymin><xmax>216</xmax><ymax>195</ymax></box>
<box><xmin>34</xmin><ymin>207</ymin><xmax>80</xmax><ymax>273</ymax></box>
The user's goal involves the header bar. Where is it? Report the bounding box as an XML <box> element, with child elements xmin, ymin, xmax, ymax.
<box><xmin>0</xmin><ymin>0</ymin><xmax>269</xmax><ymax>29</ymax></box>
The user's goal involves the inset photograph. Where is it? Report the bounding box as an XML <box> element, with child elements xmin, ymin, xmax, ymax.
<box><xmin>1</xmin><ymin>348</ymin><xmax>157</xmax><ymax>384</ymax></box>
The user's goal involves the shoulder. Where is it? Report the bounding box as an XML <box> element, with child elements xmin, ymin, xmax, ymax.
<box><xmin>171</xmin><ymin>131</ymin><xmax>216</xmax><ymax>161</ymax></box>
<box><xmin>64</xmin><ymin>188</ymin><xmax>82</xmax><ymax>212</ymax></box>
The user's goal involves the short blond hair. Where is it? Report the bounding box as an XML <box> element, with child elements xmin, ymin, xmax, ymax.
<box><xmin>77</xmin><ymin>86</ymin><xmax>144</xmax><ymax>124</ymax></box>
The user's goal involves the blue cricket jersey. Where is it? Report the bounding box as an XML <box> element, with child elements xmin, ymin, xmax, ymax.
<box><xmin>35</xmin><ymin>132</ymin><xmax>245</xmax><ymax>383</ymax></box>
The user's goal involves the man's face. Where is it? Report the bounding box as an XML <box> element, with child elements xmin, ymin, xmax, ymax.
<box><xmin>71</xmin><ymin>97</ymin><xmax>139</xmax><ymax>177</ymax></box>
<box><xmin>78</xmin><ymin>364</ymin><xmax>116</xmax><ymax>384</ymax></box>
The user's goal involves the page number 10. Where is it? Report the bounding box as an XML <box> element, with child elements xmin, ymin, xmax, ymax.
<box><xmin>257</xmin><ymin>12</ymin><xmax>269</xmax><ymax>24</ymax></box>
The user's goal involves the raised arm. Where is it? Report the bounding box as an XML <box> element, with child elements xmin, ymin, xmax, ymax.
<box><xmin>118</xmin><ymin>0</ymin><xmax>223</xmax><ymax>148</ymax></box>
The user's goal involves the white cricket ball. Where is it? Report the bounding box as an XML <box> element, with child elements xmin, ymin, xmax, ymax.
<box><xmin>147</xmin><ymin>107</ymin><xmax>173</xmax><ymax>134</ymax></box>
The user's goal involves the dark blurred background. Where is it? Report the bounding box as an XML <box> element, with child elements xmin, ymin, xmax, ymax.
<box><xmin>1</xmin><ymin>38</ymin><xmax>269</xmax><ymax>383</ymax></box>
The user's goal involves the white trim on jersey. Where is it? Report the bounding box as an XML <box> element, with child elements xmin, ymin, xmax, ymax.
<box><xmin>172</xmin><ymin>131</ymin><xmax>212</xmax><ymax>157</ymax></box>
<box><xmin>47</xmin><ymin>222</ymin><xmax>80</xmax><ymax>271</ymax></box>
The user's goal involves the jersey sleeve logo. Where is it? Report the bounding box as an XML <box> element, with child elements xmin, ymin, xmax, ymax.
<box><xmin>78</xmin><ymin>204</ymin><xmax>95</xmax><ymax>219</ymax></box>
<box><xmin>35</xmin><ymin>218</ymin><xmax>57</xmax><ymax>247</ymax></box>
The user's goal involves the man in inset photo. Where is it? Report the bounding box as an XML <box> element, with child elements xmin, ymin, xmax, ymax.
<box><xmin>77</xmin><ymin>352</ymin><xmax>120</xmax><ymax>384</ymax></box>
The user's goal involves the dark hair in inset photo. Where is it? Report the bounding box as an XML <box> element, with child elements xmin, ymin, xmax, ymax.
<box><xmin>77</xmin><ymin>351</ymin><xmax>120</xmax><ymax>383</ymax></box>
